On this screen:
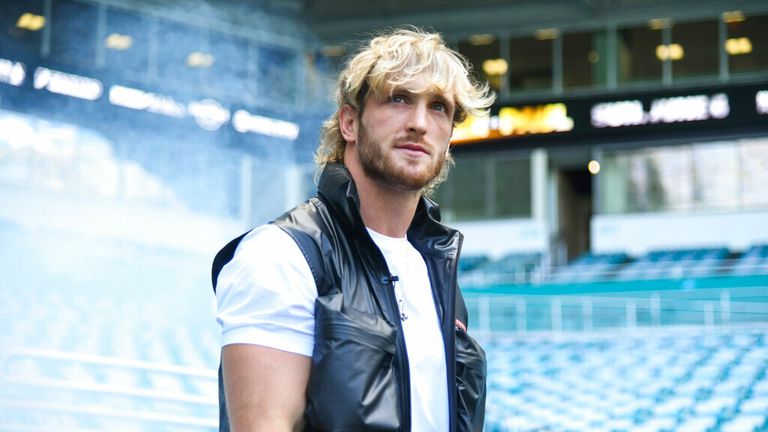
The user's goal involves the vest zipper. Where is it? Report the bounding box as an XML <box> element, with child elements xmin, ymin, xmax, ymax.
<box><xmin>382</xmin><ymin>275</ymin><xmax>412</xmax><ymax>432</ymax></box>
<box><xmin>446</xmin><ymin>236</ymin><xmax>462</xmax><ymax>432</ymax></box>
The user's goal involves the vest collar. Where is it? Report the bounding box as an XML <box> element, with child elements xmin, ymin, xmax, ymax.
<box><xmin>317</xmin><ymin>162</ymin><xmax>461</xmax><ymax>259</ymax></box>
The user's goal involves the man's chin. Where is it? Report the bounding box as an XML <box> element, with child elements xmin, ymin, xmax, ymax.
<box><xmin>381</xmin><ymin>166</ymin><xmax>439</xmax><ymax>191</ymax></box>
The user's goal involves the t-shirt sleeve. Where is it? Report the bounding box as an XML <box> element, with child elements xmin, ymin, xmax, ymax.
<box><xmin>215</xmin><ymin>224</ymin><xmax>317</xmax><ymax>357</ymax></box>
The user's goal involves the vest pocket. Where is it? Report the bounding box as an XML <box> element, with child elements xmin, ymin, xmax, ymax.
<box><xmin>305</xmin><ymin>293</ymin><xmax>400</xmax><ymax>431</ymax></box>
<box><xmin>455</xmin><ymin>328</ymin><xmax>487</xmax><ymax>432</ymax></box>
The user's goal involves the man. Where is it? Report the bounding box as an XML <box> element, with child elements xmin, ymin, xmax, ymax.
<box><xmin>213</xmin><ymin>27</ymin><xmax>495</xmax><ymax>431</ymax></box>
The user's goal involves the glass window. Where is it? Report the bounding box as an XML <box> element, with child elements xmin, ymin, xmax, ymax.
<box><xmin>443</xmin><ymin>159</ymin><xmax>486</xmax><ymax>220</ymax></box>
<box><xmin>645</xmin><ymin>146</ymin><xmax>693</xmax><ymax>212</ymax></box>
<box><xmin>104</xmin><ymin>8</ymin><xmax>149</xmax><ymax>76</ymax></box>
<box><xmin>458</xmin><ymin>37</ymin><xmax>503</xmax><ymax>92</ymax></box>
<box><xmin>672</xmin><ymin>20</ymin><xmax>719</xmax><ymax>79</ymax></box>
<box><xmin>436</xmin><ymin>155</ymin><xmax>531</xmax><ymax>221</ymax></box>
<box><xmin>209</xmin><ymin>32</ymin><xmax>251</xmax><ymax>96</ymax></box>
<box><xmin>563</xmin><ymin>30</ymin><xmax>606</xmax><ymax>89</ymax></box>
<box><xmin>740</xmin><ymin>138</ymin><xmax>768</xmax><ymax>207</ymax></box>
<box><xmin>599</xmin><ymin>138</ymin><xmax>768</xmax><ymax>215</ymax></box>
<box><xmin>727</xmin><ymin>13</ymin><xmax>768</xmax><ymax>74</ymax></box>
<box><xmin>599</xmin><ymin>153</ymin><xmax>631</xmax><ymax>214</ymax></box>
<box><xmin>0</xmin><ymin>0</ymin><xmax>45</xmax><ymax>60</ymax></box>
<box><xmin>51</xmin><ymin>0</ymin><xmax>98</xmax><ymax>67</ymax></box>
<box><xmin>508</xmin><ymin>36</ymin><xmax>552</xmax><ymax>91</ymax></box>
<box><xmin>257</xmin><ymin>44</ymin><xmax>299</xmax><ymax>104</ymax></box>
<box><xmin>618</xmin><ymin>25</ymin><xmax>663</xmax><ymax>84</ymax></box>
<box><xmin>157</xmin><ymin>20</ymin><xmax>207</xmax><ymax>85</ymax></box>
<box><xmin>600</xmin><ymin>147</ymin><xmax>693</xmax><ymax>213</ymax></box>
<box><xmin>692</xmin><ymin>142</ymin><xmax>738</xmax><ymax>209</ymax></box>
<box><xmin>495</xmin><ymin>158</ymin><xmax>531</xmax><ymax>216</ymax></box>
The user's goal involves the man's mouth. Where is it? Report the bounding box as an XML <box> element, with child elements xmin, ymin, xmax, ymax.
<box><xmin>395</xmin><ymin>143</ymin><xmax>429</xmax><ymax>155</ymax></box>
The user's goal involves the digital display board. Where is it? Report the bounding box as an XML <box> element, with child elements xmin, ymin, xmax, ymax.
<box><xmin>452</xmin><ymin>81</ymin><xmax>768</xmax><ymax>147</ymax></box>
<box><xmin>0</xmin><ymin>56</ymin><xmax>301</xmax><ymax>144</ymax></box>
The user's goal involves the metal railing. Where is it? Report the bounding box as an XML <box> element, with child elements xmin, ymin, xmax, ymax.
<box><xmin>465</xmin><ymin>286</ymin><xmax>768</xmax><ymax>339</ymax></box>
<box><xmin>459</xmin><ymin>257</ymin><xmax>768</xmax><ymax>287</ymax></box>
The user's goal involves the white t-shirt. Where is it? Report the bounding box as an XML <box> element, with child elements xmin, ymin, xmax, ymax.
<box><xmin>215</xmin><ymin>223</ymin><xmax>449</xmax><ymax>431</ymax></box>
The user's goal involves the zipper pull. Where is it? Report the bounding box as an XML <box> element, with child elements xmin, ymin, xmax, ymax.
<box><xmin>381</xmin><ymin>275</ymin><xmax>399</xmax><ymax>284</ymax></box>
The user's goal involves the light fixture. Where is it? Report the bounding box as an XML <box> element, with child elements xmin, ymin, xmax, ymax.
<box><xmin>722</xmin><ymin>10</ymin><xmax>745</xmax><ymax>23</ymax></box>
<box><xmin>482</xmin><ymin>58</ymin><xmax>508</xmax><ymax>76</ymax></box>
<box><xmin>468</xmin><ymin>34</ymin><xmax>495</xmax><ymax>46</ymax></box>
<box><xmin>656</xmin><ymin>44</ymin><xmax>684</xmax><ymax>61</ymax></box>
<box><xmin>187</xmin><ymin>52</ymin><xmax>214</xmax><ymax>68</ymax></box>
<box><xmin>588</xmin><ymin>160</ymin><xmax>601</xmax><ymax>175</ymax></box>
<box><xmin>725</xmin><ymin>37</ymin><xmax>752</xmax><ymax>55</ymax></box>
<box><xmin>648</xmin><ymin>18</ymin><xmax>672</xmax><ymax>30</ymax></box>
<box><xmin>535</xmin><ymin>28</ymin><xmax>559</xmax><ymax>40</ymax></box>
<box><xmin>588</xmin><ymin>51</ymin><xmax>600</xmax><ymax>64</ymax></box>
<box><xmin>16</xmin><ymin>13</ymin><xmax>46</xmax><ymax>31</ymax></box>
<box><xmin>105</xmin><ymin>33</ymin><xmax>133</xmax><ymax>50</ymax></box>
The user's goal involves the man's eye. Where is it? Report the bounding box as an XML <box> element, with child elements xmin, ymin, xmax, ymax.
<box><xmin>432</xmin><ymin>102</ymin><xmax>448</xmax><ymax>113</ymax></box>
<box><xmin>390</xmin><ymin>95</ymin><xmax>406</xmax><ymax>103</ymax></box>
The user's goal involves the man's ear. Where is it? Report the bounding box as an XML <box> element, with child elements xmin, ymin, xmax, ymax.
<box><xmin>339</xmin><ymin>104</ymin><xmax>358</xmax><ymax>144</ymax></box>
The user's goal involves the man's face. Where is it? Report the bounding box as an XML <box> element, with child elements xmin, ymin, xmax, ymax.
<box><xmin>354</xmin><ymin>78</ymin><xmax>455</xmax><ymax>191</ymax></box>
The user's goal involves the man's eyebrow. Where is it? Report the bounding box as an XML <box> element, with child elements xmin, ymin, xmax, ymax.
<box><xmin>387</xmin><ymin>87</ymin><xmax>455</xmax><ymax>108</ymax></box>
<box><xmin>431</xmin><ymin>93</ymin><xmax>456</xmax><ymax>111</ymax></box>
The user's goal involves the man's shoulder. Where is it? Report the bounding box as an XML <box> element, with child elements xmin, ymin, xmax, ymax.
<box><xmin>238</xmin><ymin>223</ymin><xmax>295</xmax><ymax>250</ymax></box>
<box><xmin>274</xmin><ymin>196</ymin><xmax>327</xmax><ymax>223</ymax></box>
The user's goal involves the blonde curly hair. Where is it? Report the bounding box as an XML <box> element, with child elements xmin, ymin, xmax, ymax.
<box><xmin>315</xmin><ymin>26</ymin><xmax>495</xmax><ymax>196</ymax></box>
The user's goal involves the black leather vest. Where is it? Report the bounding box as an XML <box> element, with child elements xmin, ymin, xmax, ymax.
<box><xmin>212</xmin><ymin>163</ymin><xmax>486</xmax><ymax>431</ymax></box>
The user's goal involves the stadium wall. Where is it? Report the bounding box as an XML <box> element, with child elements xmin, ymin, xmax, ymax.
<box><xmin>592</xmin><ymin>210</ymin><xmax>768</xmax><ymax>256</ymax></box>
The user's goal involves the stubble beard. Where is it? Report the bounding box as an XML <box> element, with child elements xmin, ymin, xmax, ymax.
<box><xmin>357</xmin><ymin>122</ymin><xmax>446</xmax><ymax>192</ymax></box>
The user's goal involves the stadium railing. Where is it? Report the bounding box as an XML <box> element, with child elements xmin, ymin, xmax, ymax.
<box><xmin>0</xmin><ymin>347</ymin><xmax>218</xmax><ymax>431</ymax></box>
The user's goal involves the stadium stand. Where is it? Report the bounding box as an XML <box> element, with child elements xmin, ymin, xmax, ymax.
<box><xmin>484</xmin><ymin>328</ymin><xmax>768</xmax><ymax>432</ymax></box>
<box><xmin>3</xmin><ymin>281</ymin><xmax>766</xmax><ymax>431</ymax></box>
<box><xmin>458</xmin><ymin>254</ymin><xmax>491</xmax><ymax>273</ymax></box>
<box><xmin>459</xmin><ymin>253</ymin><xmax>543</xmax><ymax>286</ymax></box>
<box><xmin>734</xmin><ymin>245</ymin><xmax>768</xmax><ymax>276</ymax></box>
<box><xmin>616</xmin><ymin>248</ymin><xmax>732</xmax><ymax>281</ymax></box>
<box><xmin>549</xmin><ymin>252</ymin><xmax>630</xmax><ymax>282</ymax></box>
<box><xmin>0</xmin><ymin>287</ymin><xmax>220</xmax><ymax>431</ymax></box>
<box><xmin>460</xmin><ymin>244</ymin><xmax>768</xmax><ymax>287</ymax></box>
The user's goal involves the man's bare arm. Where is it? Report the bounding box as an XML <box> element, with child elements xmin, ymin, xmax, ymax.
<box><xmin>221</xmin><ymin>344</ymin><xmax>311</xmax><ymax>432</ymax></box>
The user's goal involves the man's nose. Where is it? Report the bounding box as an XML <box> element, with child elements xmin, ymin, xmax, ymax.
<box><xmin>407</xmin><ymin>103</ymin><xmax>428</xmax><ymax>134</ymax></box>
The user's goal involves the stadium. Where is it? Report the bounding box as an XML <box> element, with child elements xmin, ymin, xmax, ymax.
<box><xmin>0</xmin><ymin>0</ymin><xmax>767</xmax><ymax>430</ymax></box>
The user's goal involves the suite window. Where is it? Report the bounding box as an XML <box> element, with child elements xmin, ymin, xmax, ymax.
<box><xmin>618</xmin><ymin>25</ymin><xmax>663</xmax><ymax>84</ymax></box>
<box><xmin>436</xmin><ymin>155</ymin><xmax>531</xmax><ymax>221</ymax></box>
<box><xmin>458</xmin><ymin>35</ymin><xmax>503</xmax><ymax>92</ymax></box>
<box><xmin>104</xmin><ymin>8</ymin><xmax>149</xmax><ymax>76</ymax></box>
<box><xmin>257</xmin><ymin>44</ymin><xmax>299</xmax><ymax>105</ymax></box>
<box><xmin>563</xmin><ymin>30</ymin><xmax>607</xmax><ymax>89</ymax></box>
<box><xmin>1</xmin><ymin>0</ymin><xmax>46</xmax><ymax>59</ymax></box>
<box><xmin>157</xmin><ymin>20</ymin><xmax>207</xmax><ymax>85</ymax></box>
<box><xmin>209</xmin><ymin>32</ymin><xmax>251</xmax><ymax>96</ymax></box>
<box><xmin>508</xmin><ymin>35</ymin><xmax>553</xmax><ymax>92</ymax></box>
<box><xmin>726</xmin><ymin>13</ymin><xmax>768</xmax><ymax>74</ymax></box>
<box><xmin>51</xmin><ymin>0</ymin><xmax>98</xmax><ymax>68</ymax></box>
<box><xmin>671</xmin><ymin>20</ymin><xmax>719</xmax><ymax>79</ymax></box>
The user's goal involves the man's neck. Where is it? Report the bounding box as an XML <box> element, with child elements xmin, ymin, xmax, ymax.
<box><xmin>352</xmin><ymin>172</ymin><xmax>420</xmax><ymax>239</ymax></box>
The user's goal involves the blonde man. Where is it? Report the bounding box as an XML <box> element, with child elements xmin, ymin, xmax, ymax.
<box><xmin>214</xmin><ymin>27</ymin><xmax>494</xmax><ymax>431</ymax></box>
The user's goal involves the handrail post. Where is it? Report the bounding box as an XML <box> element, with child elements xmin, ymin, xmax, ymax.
<box><xmin>551</xmin><ymin>297</ymin><xmax>562</xmax><ymax>336</ymax></box>
<box><xmin>582</xmin><ymin>297</ymin><xmax>593</xmax><ymax>332</ymax></box>
<box><xmin>626</xmin><ymin>300</ymin><xmax>637</xmax><ymax>333</ymax></box>
<box><xmin>720</xmin><ymin>290</ymin><xmax>731</xmax><ymax>327</ymax></box>
<box><xmin>516</xmin><ymin>298</ymin><xmax>527</xmax><ymax>335</ymax></box>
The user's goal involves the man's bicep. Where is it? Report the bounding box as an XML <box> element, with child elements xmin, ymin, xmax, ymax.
<box><xmin>222</xmin><ymin>343</ymin><xmax>311</xmax><ymax>432</ymax></box>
